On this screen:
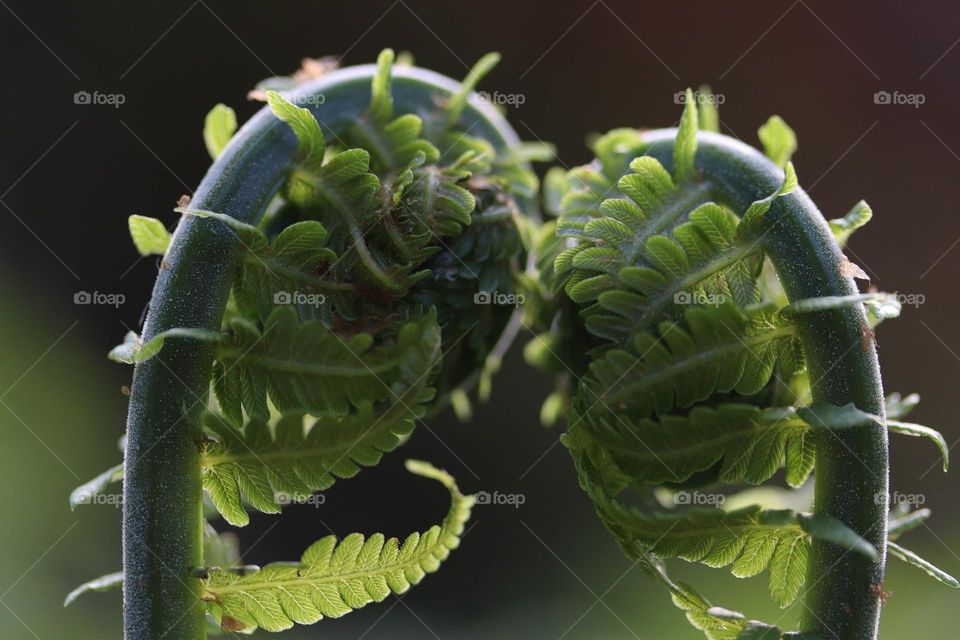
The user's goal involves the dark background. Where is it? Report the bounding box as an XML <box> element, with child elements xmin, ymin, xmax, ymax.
<box><xmin>1</xmin><ymin>1</ymin><xmax>958</xmax><ymax>638</ymax></box>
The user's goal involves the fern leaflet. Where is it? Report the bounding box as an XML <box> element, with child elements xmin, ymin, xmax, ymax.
<box><xmin>201</xmin><ymin>459</ymin><xmax>473</xmax><ymax>633</ymax></box>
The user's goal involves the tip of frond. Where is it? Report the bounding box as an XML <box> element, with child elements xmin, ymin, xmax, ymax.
<box><xmin>673</xmin><ymin>89</ymin><xmax>699</xmax><ymax>183</ymax></box>
<box><xmin>369</xmin><ymin>49</ymin><xmax>396</xmax><ymax>122</ymax></box>
<box><xmin>446</xmin><ymin>52</ymin><xmax>501</xmax><ymax>124</ymax></box>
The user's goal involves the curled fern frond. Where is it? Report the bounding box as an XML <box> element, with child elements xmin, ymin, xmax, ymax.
<box><xmin>201</xmin><ymin>460</ymin><xmax>473</xmax><ymax>633</ymax></box>
<box><xmin>105</xmin><ymin>49</ymin><xmax>544</xmax><ymax>639</ymax></box>
<box><xmin>583</xmin><ymin>301</ymin><xmax>800</xmax><ymax>417</ymax></box>
<box><xmin>531</xmin><ymin>89</ymin><xmax>953</xmax><ymax>639</ymax></box>
<box><xmin>200</xmin><ymin>388</ymin><xmax>430</xmax><ymax>526</ymax></box>
<box><xmin>210</xmin><ymin>307</ymin><xmax>440</xmax><ymax>425</ymax></box>
<box><xmin>571</xmin><ymin>402</ymin><xmax>814</xmax><ymax>489</ymax></box>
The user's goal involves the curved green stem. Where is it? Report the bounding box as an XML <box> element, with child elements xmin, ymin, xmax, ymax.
<box><xmin>641</xmin><ymin>129</ymin><xmax>888</xmax><ymax>640</ymax></box>
<box><xmin>122</xmin><ymin>65</ymin><xmax>523</xmax><ymax>640</ymax></box>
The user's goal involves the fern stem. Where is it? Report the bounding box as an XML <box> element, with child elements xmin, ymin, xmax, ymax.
<box><xmin>122</xmin><ymin>65</ymin><xmax>524</xmax><ymax>640</ymax></box>
<box><xmin>640</xmin><ymin>129</ymin><xmax>888</xmax><ymax>640</ymax></box>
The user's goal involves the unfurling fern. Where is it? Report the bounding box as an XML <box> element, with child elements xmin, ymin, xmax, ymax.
<box><xmin>69</xmin><ymin>50</ymin><xmax>547</xmax><ymax>638</ymax></box>
<box><xmin>529</xmin><ymin>88</ymin><xmax>955</xmax><ymax>639</ymax></box>
<box><xmin>202</xmin><ymin>460</ymin><xmax>473</xmax><ymax>633</ymax></box>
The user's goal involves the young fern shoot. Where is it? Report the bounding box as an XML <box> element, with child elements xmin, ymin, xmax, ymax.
<box><xmin>526</xmin><ymin>89</ymin><xmax>955</xmax><ymax>639</ymax></box>
<box><xmin>68</xmin><ymin>50</ymin><xmax>548</xmax><ymax>638</ymax></box>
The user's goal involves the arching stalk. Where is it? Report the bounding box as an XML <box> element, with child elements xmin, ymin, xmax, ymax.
<box><xmin>122</xmin><ymin>64</ymin><xmax>528</xmax><ymax>640</ymax></box>
<box><xmin>641</xmin><ymin>129</ymin><xmax>888</xmax><ymax>639</ymax></box>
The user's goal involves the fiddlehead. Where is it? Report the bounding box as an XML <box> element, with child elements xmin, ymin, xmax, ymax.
<box><xmin>528</xmin><ymin>90</ymin><xmax>955</xmax><ymax>639</ymax></box>
<box><xmin>68</xmin><ymin>50</ymin><xmax>547</xmax><ymax>638</ymax></box>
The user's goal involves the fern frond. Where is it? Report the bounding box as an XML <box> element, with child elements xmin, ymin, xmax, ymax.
<box><xmin>757</xmin><ymin>116</ymin><xmax>796</xmax><ymax>168</ymax></box>
<box><xmin>584</xmin><ymin>302</ymin><xmax>800</xmax><ymax>418</ymax></box>
<box><xmin>344</xmin><ymin>49</ymin><xmax>440</xmax><ymax>173</ymax></box>
<box><xmin>211</xmin><ymin>306</ymin><xmax>440</xmax><ymax>424</ymax></box>
<box><xmin>69</xmin><ymin>463</ymin><xmax>123</xmax><ymax>510</ymax></box>
<box><xmin>64</xmin><ymin>572</ymin><xmax>123</xmax><ymax>607</ymax></box>
<box><xmin>201</xmin><ymin>459</ymin><xmax>473</xmax><ymax>633</ymax></box>
<box><xmin>887</xmin><ymin>541</ymin><xmax>960</xmax><ymax>588</ymax></box>
<box><xmin>128</xmin><ymin>215</ymin><xmax>170</xmax><ymax>256</ymax></box>
<box><xmin>574</xmin><ymin>402</ymin><xmax>814</xmax><ymax>488</ymax></box>
<box><xmin>829</xmin><ymin>200</ymin><xmax>872</xmax><ymax>247</ymax></box>
<box><xmin>203</xmin><ymin>103</ymin><xmax>237</xmax><ymax>160</ymax></box>
<box><xmin>200</xmin><ymin>384</ymin><xmax>431</xmax><ymax>526</ymax></box>
<box><xmin>553</xmin><ymin>148</ymin><xmax>769</xmax><ymax>345</ymax></box>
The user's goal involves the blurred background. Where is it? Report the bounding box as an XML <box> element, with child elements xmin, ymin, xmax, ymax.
<box><xmin>1</xmin><ymin>0</ymin><xmax>958</xmax><ymax>637</ymax></box>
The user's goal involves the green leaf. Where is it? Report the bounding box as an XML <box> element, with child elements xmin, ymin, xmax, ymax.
<box><xmin>829</xmin><ymin>200</ymin><xmax>872</xmax><ymax>247</ymax></box>
<box><xmin>888</xmin><ymin>507</ymin><xmax>931</xmax><ymax>539</ymax></box>
<box><xmin>201</xmin><ymin>386</ymin><xmax>429</xmax><ymax>526</ymax></box>
<box><xmin>797</xmin><ymin>402</ymin><xmax>881</xmax><ymax>430</ymax></box>
<box><xmin>766</xmin><ymin>527</ymin><xmax>807</xmax><ymax>607</ymax></box>
<box><xmin>201</xmin><ymin>459</ymin><xmax>474</xmax><ymax>633</ymax></box>
<box><xmin>697</xmin><ymin>85</ymin><xmax>720</xmax><ymax>133</ymax></box>
<box><xmin>204</xmin><ymin>103</ymin><xmax>237</xmax><ymax>159</ymax></box>
<box><xmin>128</xmin><ymin>215</ymin><xmax>170</xmax><ymax>256</ymax></box>
<box><xmin>368</xmin><ymin>48</ymin><xmax>395</xmax><ymax>123</ymax></box>
<box><xmin>887</xmin><ymin>541</ymin><xmax>960</xmax><ymax>588</ymax></box>
<box><xmin>230</xmin><ymin>220</ymin><xmax>340</xmax><ymax>321</ymax></box>
<box><xmin>757</xmin><ymin>116</ymin><xmax>796</xmax><ymax>168</ymax></box>
<box><xmin>888</xmin><ymin>420</ymin><xmax>950</xmax><ymax>471</ymax></box>
<box><xmin>137</xmin><ymin>327</ymin><xmax>227</xmax><ymax>363</ymax></box>
<box><xmin>204</xmin><ymin>523</ymin><xmax>241</xmax><ymax>569</ymax></box>
<box><xmin>737</xmin><ymin>163</ymin><xmax>797</xmax><ymax>238</ymax></box>
<box><xmin>69</xmin><ymin>463</ymin><xmax>123</xmax><ymax>510</ymax></box>
<box><xmin>108</xmin><ymin>331</ymin><xmax>140</xmax><ymax>364</ymax></box>
<box><xmin>266</xmin><ymin>90</ymin><xmax>326</xmax><ymax>171</ymax></box>
<box><xmin>64</xmin><ymin>572</ymin><xmax>123</xmax><ymax>606</ymax></box>
<box><xmin>576</xmin><ymin>403</ymin><xmax>813</xmax><ymax>488</ymax></box>
<box><xmin>781</xmin><ymin>293</ymin><xmax>887</xmax><ymax>317</ymax></box>
<box><xmin>586</xmin><ymin>303</ymin><xmax>799</xmax><ymax>418</ymax></box>
<box><xmin>674</xmin><ymin>88</ymin><xmax>699</xmax><ymax>183</ymax></box>
<box><xmin>445</xmin><ymin>52</ymin><xmax>500</xmax><ymax>125</ymax></box>
<box><xmin>796</xmin><ymin>513</ymin><xmax>878</xmax><ymax>561</ymax></box>
<box><xmin>210</xmin><ymin>307</ymin><xmax>441</xmax><ymax>424</ymax></box>
<box><xmin>885</xmin><ymin>391</ymin><xmax>920</xmax><ymax>420</ymax></box>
